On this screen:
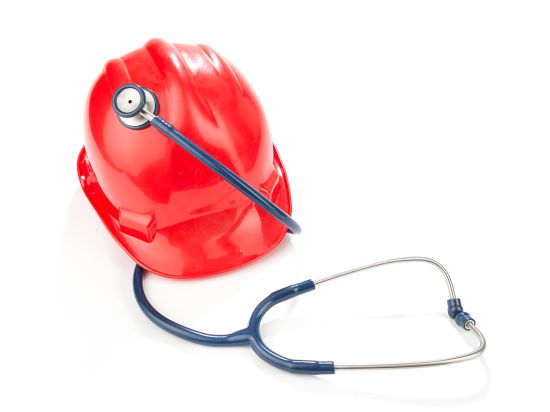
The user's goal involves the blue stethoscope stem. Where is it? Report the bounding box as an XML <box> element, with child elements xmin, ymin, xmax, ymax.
<box><xmin>149</xmin><ymin>115</ymin><xmax>301</xmax><ymax>234</ymax></box>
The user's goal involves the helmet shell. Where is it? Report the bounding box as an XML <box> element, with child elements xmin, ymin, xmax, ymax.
<box><xmin>77</xmin><ymin>39</ymin><xmax>293</xmax><ymax>278</ymax></box>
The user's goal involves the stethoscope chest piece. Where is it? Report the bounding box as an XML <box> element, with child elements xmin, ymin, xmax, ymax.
<box><xmin>113</xmin><ymin>83</ymin><xmax>159</xmax><ymax>129</ymax></box>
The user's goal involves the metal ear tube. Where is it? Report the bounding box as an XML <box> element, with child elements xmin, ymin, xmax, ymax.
<box><xmin>314</xmin><ymin>257</ymin><xmax>486</xmax><ymax>370</ymax></box>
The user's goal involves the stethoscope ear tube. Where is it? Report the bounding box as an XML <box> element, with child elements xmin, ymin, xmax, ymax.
<box><xmin>112</xmin><ymin>84</ymin><xmax>301</xmax><ymax>234</ymax></box>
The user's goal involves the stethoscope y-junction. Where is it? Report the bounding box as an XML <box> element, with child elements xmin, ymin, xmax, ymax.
<box><xmin>113</xmin><ymin>83</ymin><xmax>486</xmax><ymax>375</ymax></box>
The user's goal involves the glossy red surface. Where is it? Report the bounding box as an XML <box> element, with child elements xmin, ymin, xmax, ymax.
<box><xmin>78</xmin><ymin>39</ymin><xmax>293</xmax><ymax>278</ymax></box>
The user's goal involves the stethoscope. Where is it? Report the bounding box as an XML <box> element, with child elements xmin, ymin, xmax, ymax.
<box><xmin>114</xmin><ymin>84</ymin><xmax>486</xmax><ymax>374</ymax></box>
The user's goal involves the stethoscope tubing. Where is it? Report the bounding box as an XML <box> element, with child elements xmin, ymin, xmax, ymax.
<box><xmin>149</xmin><ymin>115</ymin><xmax>301</xmax><ymax>234</ymax></box>
<box><xmin>113</xmin><ymin>85</ymin><xmax>485</xmax><ymax>375</ymax></box>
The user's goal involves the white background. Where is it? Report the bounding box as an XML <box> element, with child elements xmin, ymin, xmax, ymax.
<box><xmin>1</xmin><ymin>1</ymin><xmax>549</xmax><ymax>410</ymax></box>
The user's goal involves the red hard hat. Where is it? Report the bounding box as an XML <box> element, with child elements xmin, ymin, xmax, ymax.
<box><xmin>77</xmin><ymin>39</ymin><xmax>293</xmax><ymax>278</ymax></box>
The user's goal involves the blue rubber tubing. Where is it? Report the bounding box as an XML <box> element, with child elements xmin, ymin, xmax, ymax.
<box><xmin>150</xmin><ymin>116</ymin><xmax>301</xmax><ymax>234</ymax></box>
<box><xmin>133</xmin><ymin>265</ymin><xmax>334</xmax><ymax>374</ymax></box>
